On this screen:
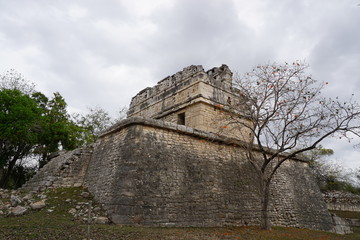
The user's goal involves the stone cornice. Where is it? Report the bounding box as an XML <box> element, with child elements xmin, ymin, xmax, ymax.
<box><xmin>99</xmin><ymin>117</ymin><xmax>308</xmax><ymax>163</ymax></box>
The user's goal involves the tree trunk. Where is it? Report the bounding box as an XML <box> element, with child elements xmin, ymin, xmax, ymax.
<box><xmin>39</xmin><ymin>152</ymin><xmax>49</xmax><ymax>169</ymax></box>
<box><xmin>0</xmin><ymin>156</ymin><xmax>18</xmax><ymax>188</ymax></box>
<box><xmin>260</xmin><ymin>178</ymin><xmax>272</xmax><ymax>230</ymax></box>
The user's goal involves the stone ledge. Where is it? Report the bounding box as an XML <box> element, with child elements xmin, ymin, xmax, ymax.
<box><xmin>99</xmin><ymin>117</ymin><xmax>308</xmax><ymax>163</ymax></box>
<box><xmin>100</xmin><ymin>117</ymin><xmax>242</xmax><ymax>145</ymax></box>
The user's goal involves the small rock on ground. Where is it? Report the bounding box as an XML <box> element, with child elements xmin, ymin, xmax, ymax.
<box><xmin>30</xmin><ymin>200</ymin><xmax>46</xmax><ymax>210</ymax></box>
<box><xmin>9</xmin><ymin>206</ymin><xmax>27</xmax><ymax>216</ymax></box>
<box><xmin>94</xmin><ymin>216</ymin><xmax>110</xmax><ymax>224</ymax></box>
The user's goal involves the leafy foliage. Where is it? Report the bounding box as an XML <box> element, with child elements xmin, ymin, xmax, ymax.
<box><xmin>74</xmin><ymin>107</ymin><xmax>114</xmax><ymax>144</ymax></box>
<box><xmin>33</xmin><ymin>92</ymin><xmax>83</xmax><ymax>168</ymax></box>
<box><xmin>0</xmin><ymin>71</ymin><xmax>83</xmax><ymax>188</ymax></box>
<box><xmin>74</xmin><ymin>106</ymin><xmax>127</xmax><ymax>145</ymax></box>
<box><xmin>304</xmin><ymin>146</ymin><xmax>360</xmax><ymax>194</ymax></box>
<box><xmin>302</xmin><ymin>145</ymin><xmax>335</xmax><ymax>186</ymax></box>
<box><xmin>0</xmin><ymin>70</ymin><xmax>127</xmax><ymax>188</ymax></box>
<box><xmin>0</xmin><ymin>89</ymin><xmax>42</xmax><ymax>188</ymax></box>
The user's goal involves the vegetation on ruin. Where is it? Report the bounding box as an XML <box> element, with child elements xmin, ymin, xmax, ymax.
<box><xmin>0</xmin><ymin>187</ymin><xmax>359</xmax><ymax>240</ymax></box>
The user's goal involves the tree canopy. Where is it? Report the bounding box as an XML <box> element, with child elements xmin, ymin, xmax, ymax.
<box><xmin>32</xmin><ymin>92</ymin><xmax>83</xmax><ymax>168</ymax></box>
<box><xmin>0</xmin><ymin>89</ymin><xmax>42</xmax><ymax>187</ymax></box>
<box><xmin>0</xmin><ymin>70</ymin><xmax>127</xmax><ymax>188</ymax></box>
<box><xmin>74</xmin><ymin>106</ymin><xmax>127</xmax><ymax>145</ymax></box>
<box><xmin>0</xmin><ymin>71</ymin><xmax>82</xmax><ymax>188</ymax></box>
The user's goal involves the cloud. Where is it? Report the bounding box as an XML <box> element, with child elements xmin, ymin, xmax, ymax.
<box><xmin>1</xmin><ymin>0</ymin><xmax>360</xmax><ymax>168</ymax></box>
<box><xmin>324</xmin><ymin>136</ymin><xmax>360</xmax><ymax>170</ymax></box>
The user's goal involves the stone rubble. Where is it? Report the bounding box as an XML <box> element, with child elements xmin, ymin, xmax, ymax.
<box><xmin>0</xmin><ymin>187</ymin><xmax>109</xmax><ymax>224</ymax></box>
<box><xmin>30</xmin><ymin>200</ymin><xmax>46</xmax><ymax>210</ymax></box>
<box><xmin>66</xmin><ymin>199</ymin><xmax>110</xmax><ymax>224</ymax></box>
<box><xmin>9</xmin><ymin>206</ymin><xmax>27</xmax><ymax>216</ymax></box>
<box><xmin>10</xmin><ymin>195</ymin><xmax>22</xmax><ymax>207</ymax></box>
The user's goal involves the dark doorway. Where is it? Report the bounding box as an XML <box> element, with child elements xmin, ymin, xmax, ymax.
<box><xmin>177</xmin><ymin>112</ymin><xmax>185</xmax><ymax>125</ymax></box>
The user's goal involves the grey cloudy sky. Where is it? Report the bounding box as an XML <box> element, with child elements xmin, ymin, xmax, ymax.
<box><xmin>1</xmin><ymin>0</ymin><xmax>360</xmax><ymax>169</ymax></box>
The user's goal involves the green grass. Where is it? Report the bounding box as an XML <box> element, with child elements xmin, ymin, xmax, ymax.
<box><xmin>1</xmin><ymin>187</ymin><xmax>360</xmax><ymax>239</ymax></box>
<box><xmin>330</xmin><ymin>210</ymin><xmax>360</xmax><ymax>219</ymax></box>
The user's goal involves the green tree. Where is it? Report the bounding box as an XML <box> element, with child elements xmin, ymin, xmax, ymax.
<box><xmin>303</xmin><ymin>146</ymin><xmax>338</xmax><ymax>190</ymax></box>
<box><xmin>75</xmin><ymin>106</ymin><xmax>127</xmax><ymax>145</ymax></box>
<box><xmin>75</xmin><ymin>107</ymin><xmax>113</xmax><ymax>144</ymax></box>
<box><xmin>226</xmin><ymin>61</ymin><xmax>360</xmax><ymax>229</ymax></box>
<box><xmin>34</xmin><ymin>92</ymin><xmax>82</xmax><ymax>168</ymax></box>
<box><xmin>1</xmin><ymin>70</ymin><xmax>83</xmax><ymax>187</ymax></box>
<box><xmin>292</xmin><ymin>146</ymin><xmax>360</xmax><ymax>194</ymax></box>
<box><xmin>0</xmin><ymin>89</ymin><xmax>41</xmax><ymax>188</ymax></box>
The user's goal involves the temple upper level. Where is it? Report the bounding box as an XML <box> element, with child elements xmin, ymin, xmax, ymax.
<box><xmin>128</xmin><ymin>64</ymin><xmax>234</xmax><ymax>117</ymax></box>
<box><xmin>127</xmin><ymin>64</ymin><xmax>251</xmax><ymax>141</ymax></box>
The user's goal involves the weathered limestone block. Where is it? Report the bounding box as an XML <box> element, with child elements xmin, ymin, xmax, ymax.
<box><xmin>30</xmin><ymin>200</ymin><xmax>46</xmax><ymax>210</ymax></box>
<box><xmin>94</xmin><ymin>216</ymin><xmax>110</xmax><ymax>224</ymax></box>
<box><xmin>9</xmin><ymin>206</ymin><xmax>27</xmax><ymax>216</ymax></box>
<box><xmin>10</xmin><ymin>195</ymin><xmax>22</xmax><ymax>207</ymax></box>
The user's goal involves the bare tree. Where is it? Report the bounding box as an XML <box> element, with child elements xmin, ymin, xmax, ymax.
<box><xmin>0</xmin><ymin>69</ymin><xmax>35</xmax><ymax>94</ymax></box>
<box><xmin>74</xmin><ymin>106</ymin><xmax>128</xmax><ymax>145</ymax></box>
<box><xmin>223</xmin><ymin>61</ymin><xmax>360</xmax><ymax>230</ymax></box>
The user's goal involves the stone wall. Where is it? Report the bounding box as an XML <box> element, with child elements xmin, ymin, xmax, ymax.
<box><xmin>128</xmin><ymin>64</ymin><xmax>233</xmax><ymax>118</ymax></box>
<box><xmin>160</xmin><ymin>102</ymin><xmax>252</xmax><ymax>141</ymax></box>
<box><xmin>323</xmin><ymin>191</ymin><xmax>360</xmax><ymax>212</ymax></box>
<box><xmin>83</xmin><ymin>117</ymin><xmax>334</xmax><ymax>231</ymax></box>
<box><xmin>128</xmin><ymin>74</ymin><xmax>239</xmax><ymax>120</ymax></box>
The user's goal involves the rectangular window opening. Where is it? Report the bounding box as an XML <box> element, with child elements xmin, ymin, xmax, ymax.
<box><xmin>177</xmin><ymin>112</ymin><xmax>185</xmax><ymax>125</ymax></box>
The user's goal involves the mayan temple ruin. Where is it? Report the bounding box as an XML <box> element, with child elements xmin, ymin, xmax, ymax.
<box><xmin>24</xmin><ymin>64</ymin><xmax>341</xmax><ymax>232</ymax></box>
